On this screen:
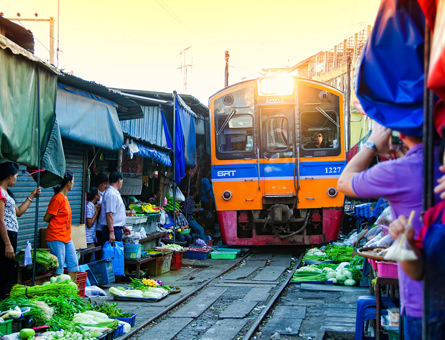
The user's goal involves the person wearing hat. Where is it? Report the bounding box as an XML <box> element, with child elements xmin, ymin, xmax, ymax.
<box><xmin>0</xmin><ymin>161</ymin><xmax>41</xmax><ymax>299</ymax></box>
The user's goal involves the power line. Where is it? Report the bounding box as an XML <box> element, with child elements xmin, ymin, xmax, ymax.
<box><xmin>154</xmin><ymin>0</ymin><xmax>190</xmax><ymax>33</ymax></box>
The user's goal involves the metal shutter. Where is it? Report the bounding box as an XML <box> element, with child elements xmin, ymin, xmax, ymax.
<box><xmin>14</xmin><ymin>139</ymin><xmax>86</xmax><ymax>250</ymax></box>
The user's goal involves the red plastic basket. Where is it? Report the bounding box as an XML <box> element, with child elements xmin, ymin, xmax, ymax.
<box><xmin>376</xmin><ymin>261</ymin><xmax>398</xmax><ymax>278</ymax></box>
<box><xmin>170</xmin><ymin>251</ymin><xmax>184</xmax><ymax>271</ymax></box>
<box><xmin>63</xmin><ymin>270</ymin><xmax>88</xmax><ymax>297</ymax></box>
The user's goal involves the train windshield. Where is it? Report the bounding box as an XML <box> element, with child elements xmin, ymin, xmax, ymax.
<box><xmin>214</xmin><ymin>87</ymin><xmax>256</xmax><ymax>159</ymax></box>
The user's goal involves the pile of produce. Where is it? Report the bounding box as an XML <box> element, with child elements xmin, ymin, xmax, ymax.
<box><xmin>16</xmin><ymin>249</ymin><xmax>59</xmax><ymax>271</ymax></box>
<box><xmin>156</xmin><ymin>244</ymin><xmax>185</xmax><ymax>251</ymax></box>
<box><xmin>164</xmin><ymin>195</ymin><xmax>181</xmax><ymax>212</ymax></box>
<box><xmin>293</xmin><ymin>244</ymin><xmax>364</xmax><ymax>286</ymax></box>
<box><xmin>0</xmin><ymin>274</ymin><xmax>135</xmax><ymax>339</ymax></box>
<box><xmin>302</xmin><ymin>244</ymin><xmax>355</xmax><ymax>264</ymax></box>
<box><xmin>129</xmin><ymin>203</ymin><xmax>161</xmax><ymax>214</ymax></box>
<box><xmin>109</xmin><ymin>286</ymin><xmax>168</xmax><ymax>299</ymax></box>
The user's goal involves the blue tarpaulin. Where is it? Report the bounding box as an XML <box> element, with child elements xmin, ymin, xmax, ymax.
<box><xmin>128</xmin><ymin>141</ymin><xmax>171</xmax><ymax>167</ymax></box>
<box><xmin>354</xmin><ymin>0</ymin><xmax>426</xmax><ymax>137</ymax></box>
<box><xmin>56</xmin><ymin>85</ymin><xmax>124</xmax><ymax>150</ymax></box>
<box><xmin>174</xmin><ymin>96</ymin><xmax>186</xmax><ymax>184</ymax></box>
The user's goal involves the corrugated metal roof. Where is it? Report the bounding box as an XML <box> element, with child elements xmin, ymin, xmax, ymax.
<box><xmin>0</xmin><ymin>16</ymin><xmax>34</xmax><ymax>53</ymax></box>
<box><xmin>58</xmin><ymin>72</ymin><xmax>143</xmax><ymax>121</ymax></box>
<box><xmin>116</xmin><ymin>88</ymin><xmax>209</xmax><ymax>118</ymax></box>
<box><xmin>0</xmin><ymin>33</ymin><xmax>58</xmax><ymax>74</ymax></box>
<box><xmin>121</xmin><ymin>105</ymin><xmax>169</xmax><ymax>150</ymax></box>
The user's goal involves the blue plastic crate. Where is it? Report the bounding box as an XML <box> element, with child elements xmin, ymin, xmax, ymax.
<box><xmin>114</xmin><ymin>323</ymin><xmax>124</xmax><ymax>338</ymax></box>
<box><xmin>124</xmin><ymin>244</ymin><xmax>141</xmax><ymax>259</ymax></box>
<box><xmin>184</xmin><ymin>249</ymin><xmax>210</xmax><ymax>260</ymax></box>
<box><xmin>87</xmin><ymin>258</ymin><xmax>115</xmax><ymax>286</ymax></box>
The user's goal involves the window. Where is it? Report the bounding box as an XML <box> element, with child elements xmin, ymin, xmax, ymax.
<box><xmin>214</xmin><ymin>87</ymin><xmax>256</xmax><ymax>160</ymax></box>
<box><xmin>301</xmin><ymin>108</ymin><xmax>340</xmax><ymax>156</ymax></box>
<box><xmin>217</xmin><ymin>114</ymin><xmax>254</xmax><ymax>153</ymax></box>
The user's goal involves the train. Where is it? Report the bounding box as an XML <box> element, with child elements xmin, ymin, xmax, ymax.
<box><xmin>208</xmin><ymin>74</ymin><xmax>346</xmax><ymax>246</ymax></box>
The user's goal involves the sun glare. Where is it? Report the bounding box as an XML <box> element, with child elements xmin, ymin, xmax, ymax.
<box><xmin>258</xmin><ymin>73</ymin><xmax>294</xmax><ymax>96</ymax></box>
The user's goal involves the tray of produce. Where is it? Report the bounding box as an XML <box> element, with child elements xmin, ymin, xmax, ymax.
<box><xmin>113</xmin><ymin>294</ymin><xmax>168</xmax><ymax>302</ymax></box>
<box><xmin>357</xmin><ymin>246</ymin><xmax>389</xmax><ymax>260</ymax></box>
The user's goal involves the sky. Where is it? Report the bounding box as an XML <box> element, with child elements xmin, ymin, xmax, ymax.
<box><xmin>0</xmin><ymin>0</ymin><xmax>381</xmax><ymax>104</ymax></box>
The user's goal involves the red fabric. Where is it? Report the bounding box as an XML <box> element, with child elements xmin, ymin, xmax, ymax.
<box><xmin>415</xmin><ymin>200</ymin><xmax>445</xmax><ymax>249</ymax></box>
<box><xmin>0</xmin><ymin>190</ymin><xmax>5</xmax><ymax>204</ymax></box>
<box><xmin>433</xmin><ymin>99</ymin><xmax>445</xmax><ymax>137</ymax></box>
<box><xmin>417</xmin><ymin>0</ymin><xmax>438</xmax><ymax>30</ymax></box>
<box><xmin>427</xmin><ymin>0</ymin><xmax>445</xmax><ymax>100</ymax></box>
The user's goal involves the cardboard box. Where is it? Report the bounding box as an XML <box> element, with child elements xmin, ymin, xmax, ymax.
<box><xmin>40</xmin><ymin>224</ymin><xmax>87</xmax><ymax>250</ymax></box>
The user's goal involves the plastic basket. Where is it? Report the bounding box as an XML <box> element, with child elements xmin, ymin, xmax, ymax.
<box><xmin>114</xmin><ymin>323</ymin><xmax>124</xmax><ymax>339</ymax></box>
<box><xmin>110</xmin><ymin>314</ymin><xmax>136</xmax><ymax>327</ymax></box>
<box><xmin>0</xmin><ymin>319</ymin><xmax>13</xmax><ymax>336</ymax></box>
<box><xmin>184</xmin><ymin>247</ymin><xmax>211</xmax><ymax>260</ymax></box>
<box><xmin>97</xmin><ymin>329</ymin><xmax>115</xmax><ymax>340</ymax></box>
<box><xmin>368</xmin><ymin>258</ymin><xmax>377</xmax><ymax>271</ymax></box>
<box><xmin>377</xmin><ymin>261</ymin><xmax>398</xmax><ymax>278</ymax></box>
<box><xmin>88</xmin><ymin>258</ymin><xmax>115</xmax><ymax>286</ymax></box>
<box><xmin>124</xmin><ymin>244</ymin><xmax>142</xmax><ymax>259</ymax></box>
<box><xmin>76</xmin><ymin>272</ymin><xmax>88</xmax><ymax>297</ymax></box>
<box><xmin>210</xmin><ymin>251</ymin><xmax>238</xmax><ymax>259</ymax></box>
<box><xmin>170</xmin><ymin>251</ymin><xmax>184</xmax><ymax>271</ymax></box>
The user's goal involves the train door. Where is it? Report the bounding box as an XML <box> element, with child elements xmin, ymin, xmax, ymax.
<box><xmin>259</xmin><ymin>106</ymin><xmax>295</xmax><ymax>198</ymax></box>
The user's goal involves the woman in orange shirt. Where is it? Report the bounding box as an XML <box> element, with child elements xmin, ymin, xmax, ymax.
<box><xmin>44</xmin><ymin>170</ymin><xmax>78</xmax><ymax>281</ymax></box>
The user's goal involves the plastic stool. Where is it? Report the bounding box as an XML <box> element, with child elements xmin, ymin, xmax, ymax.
<box><xmin>355</xmin><ymin>296</ymin><xmax>398</xmax><ymax>340</ymax></box>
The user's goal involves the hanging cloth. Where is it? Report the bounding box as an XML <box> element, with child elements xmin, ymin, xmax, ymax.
<box><xmin>354</xmin><ymin>0</ymin><xmax>425</xmax><ymax>137</ymax></box>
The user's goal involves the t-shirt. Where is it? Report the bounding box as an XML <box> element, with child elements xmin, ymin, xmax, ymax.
<box><xmin>45</xmin><ymin>192</ymin><xmax>72</xmax><ymax>243</ymax></box>
<box><xmin>351</xmin><ymin>143</ymin><xmax>435</xmax><ymax>318</ymax></box>
<box><xmin>85</xmin><ymin>201</ymin><xmax>97</xmax><ymax>244</ymax></box>
<box><xmin>98</xmin><ymin>186</ymin><xmax>126</xmax><ymax>227</ymax></box>
<box><xmin>0</xmin><ymin>188</ymin><xmax>18</xmax><ymax>232</ymax></box>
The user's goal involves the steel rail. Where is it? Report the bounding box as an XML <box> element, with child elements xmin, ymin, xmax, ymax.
<box><xmin>121</xmin><ymin>251</ymin><xmax>251</xmax><ymax>340</ymax></box>
<box><xmin>241</xmin><ymin>252</ymin><xmax>303</xmax><ymax>340</ymax></box>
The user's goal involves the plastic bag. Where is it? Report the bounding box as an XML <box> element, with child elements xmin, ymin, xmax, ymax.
<box><xmin>102</xmin><ymin>241</ymin><xmax>125</xmax><ymax>276</ymax></box>
<box><xmin>84</xmin><ymin>286</ymin><xmax>107</xmax><ymax>297</ymax></box>
<box><xmin>376</xmin><ymin>206</ymin><xmax>393</xmax><ymax>227</ymax></box>
<box><xmin>384</xmin><ymin>211</ymin><xmax>418</xmax><ymax>261</ymax></box>
<box><xmin>24</xmin><ymin>241</ymin><xmax>32</xmax><ymax>266</ymax></box>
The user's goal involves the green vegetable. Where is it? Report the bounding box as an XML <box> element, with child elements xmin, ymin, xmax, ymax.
<box><xmin>19</xmin><ymin>328</ymin><xmax>35</xmax><ymax>339</ymax></box>
<box><xmin>50</xmin><ymin>276</ymin><xmax>57</xmax><ymax>284</ymax></box>
<box><xmin>16</xmin><ymin>250</ymin><xmax>59</xmax><ymax>271</ymax></box>
<box><xmin>86</xmin><ymin>300</ymin><xmax>131</xmax><ymax>318</ymax></box>
<box><xmin>10</xmin><ymin>281</ymin><xmax>78</xmax><ymax>299</ymax></box>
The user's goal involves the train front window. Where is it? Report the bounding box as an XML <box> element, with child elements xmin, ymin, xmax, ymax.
<box><xmin>301</xmin><ymin>108</ymin><xmax>340</xmax><ymax>156</ymax></box>
<box><xmin>214</xmin><ymin>86</ymin><xmax>255</xmax><ymax>160</ymax></box>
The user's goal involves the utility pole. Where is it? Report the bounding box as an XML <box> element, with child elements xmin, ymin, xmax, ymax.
<box><xmin>178</xmin><ymin>46</ymin><xmax>192</xmax><ymax>93</ymax></box>
<box><xmin>7</xmin><ymin>15</ymin><xmax>55</xmax><ymax>65</ymax></box>
<box><xmin>224</xmin><ymin>50</ymin><xmax>230</xmax><ymax>87</ymax></box>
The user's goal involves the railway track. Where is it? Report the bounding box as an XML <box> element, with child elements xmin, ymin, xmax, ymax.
<box><xmin>119</xmin><ymin>248</ymin><xmax>304</xmax><ymax>340</ymax></box>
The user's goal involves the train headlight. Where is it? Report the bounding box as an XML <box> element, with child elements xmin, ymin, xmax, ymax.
<box><xmin>222</xmin><ymin>190</ymin><xmax>232</xmax><ymax>201</ymax></box>
<box><xmin>258</xmin><ymin>73</ymin><xmax>294</xmax><ymax>96</ymax></box>
<box><xmin>327</xmin><ymin>187</ymin><xmax>338</xmax><ymax>198</ymax></box>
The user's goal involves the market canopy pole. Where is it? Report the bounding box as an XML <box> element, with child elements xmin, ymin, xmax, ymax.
<box><xmin>172</xmin><ymin>91</ymin><xmax>176</xmax><ymax>244</ymax></box>
<box><xmin>32</xmin><ymin>67</ymin><xmax>42</xmax><ymax>285</ymax></box>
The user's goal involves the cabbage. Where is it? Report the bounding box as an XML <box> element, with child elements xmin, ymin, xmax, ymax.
<box><xmin>344</xmin><ymin>279</ymin><xmax>356</xmax><ymax>286</ymax></box>
<box><xmin>336</xmin><ymin>273</ymin><xmax>346</xmax><ymax>282</ymax></box>
<box><xmin>55</xmin><ymin>274</ymin><xmax>71</xmax><ymax>283</ymax></box>
<box><xmin>326</xmin><ymin>272</ymin><xmax>337</xmax><ymax>279</ymax></box>
<box><xmin>344</xmin><ymin>270</ymin><xmax>353</xmax><ymax>279</ymax></box>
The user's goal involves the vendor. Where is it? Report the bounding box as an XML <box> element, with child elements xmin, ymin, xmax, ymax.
<box><xmin>44</xmin><ymin>170</ymin><xmax>79</xmax><ymax>282</ymax></box>
<box><xmin>0</xmin><ymin>161</ymin><xmax>41</xmax><ymax>299</ymax></box>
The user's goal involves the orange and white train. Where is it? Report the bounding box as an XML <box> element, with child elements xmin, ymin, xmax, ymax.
<box><xmin>208</xmin><ymin>75</ymin><xmax>346</xmax><ymax>246</ymax></box>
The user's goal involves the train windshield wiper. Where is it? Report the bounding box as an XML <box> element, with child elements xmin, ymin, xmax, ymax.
<box><xmin>217</xmin><ymin>109</ymin><xmax>237</xmax><ymax>135</ymax></box>
<box><xmin>316</xmin><ymin>106</ymin><xmax>340</xmax><ymax>128</ymax></box>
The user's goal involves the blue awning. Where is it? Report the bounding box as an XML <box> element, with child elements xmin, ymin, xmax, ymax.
<box><xmin>55</xmin><ymin>85</ymin><xmax>124</xmax><ymax>150</ymax></box>
<box><xmin>126</xmin><ymin>141</ymin><xmax>172</xmax><ymax>167</ymax></box>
